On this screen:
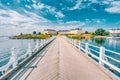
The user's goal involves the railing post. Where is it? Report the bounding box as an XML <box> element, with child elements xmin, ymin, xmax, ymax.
<box><xmin>43</xmin><ymin>39</ymin><xmax>45</xmax><ymax>46</ymax></box>
<box><xmin>99</xmin><ymin>46</ymin><xmax>105</xmax><ymax>65</ymax></box>
<box><xmin>40</xmin><ymin>40</ymin><xmax>42</xmax><ymax>47</ymax></box>
<box><xmin>71</xmin><ymin>39</ymin><xmax>73</xmax><ymax>45</ymax></box>
<box><xmin>73</xmin><ymin>39</ymin><xmax>75</xmax><ymax>46</ymax></box>
<box><xmin>11</xmin><ymin>48</ymin><xmax>17</xmax><ymax>68</ymax></box>
<box><xmin>85</xmin><ymin>43</ymin><xmax>89</xmax><ymax>55</ymax></box>
<box><xmin>35</xmin><ymin>40</ymin><xmax>39</xmax><ymax>50</ymax></box>
<box><xmin>71</xmin><ymin>39</ymin><xmax>72</xmax><ymax>44</ymax></box>
<box><xmin>26</xmin><ymin>43</ymin><xmax>32</xmax><ymax>56</ymax></box>
<box><xmin>79</xmin><ymin>41</ymin><xmax>81</xmax><ymax>49</ymax></box>
<box><xmin>75</xmin><ymin>40</ymin><xmax>77</xmax><ymax>47</ymax></box>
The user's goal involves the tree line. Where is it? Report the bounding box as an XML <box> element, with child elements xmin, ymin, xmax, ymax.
<box><xmin>85</xmin><ymin>28</ymin><xmax>109</xmax><ymax>36</ymax></box>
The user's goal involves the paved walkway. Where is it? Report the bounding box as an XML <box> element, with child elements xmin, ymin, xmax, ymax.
<box><xmin>20</xmin><ymin>37</ymin><xmax>112</xmax><ymax>80</ymax></box>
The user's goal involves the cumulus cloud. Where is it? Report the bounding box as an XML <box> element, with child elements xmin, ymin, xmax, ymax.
<box><xmin>65</xmin><ymin>21</ymin><xmax>85</xmax><ymax>26</ymax></box>
<box><xmin>55</xmin><ymin>11</ymin><xmax>65</xmax><ymax>18</ymax></box>
<box><xmin>25</xmin><ymin>5</ymin><xmax>32</xmax><ymax>9</ymax></box>
<box><xmin>0</xmin><ymin>8</ymin><xmax>77</xmax><ymax>36</ymax></box>
<box><xmin>0</xmin><ymin>8</ymin><xmax>51</xmax><ymax>36</ymax></box>
<box><xmin>105</xmin><ymin>1</ymin><xmax>120</xmax><ymax>14</ymax></box>
<box><xmin>70</xmin><ymin>0</ymin><xmax>82</xmax><ymax>10</ymax></box>
<box><xmin>32</xmin><ymin>2</ymin><xmax>65</xmax><ymax>18</ymax></box>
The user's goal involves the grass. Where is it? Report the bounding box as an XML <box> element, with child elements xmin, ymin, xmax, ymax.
<box><xmin>66</xmin><ymin>33</ymin><xmax>109</xmax><ymax>40</ymax></box>
<box><xmin>10</xmin><ymin>34</ymin><xmax>52</xmax><ymax>39</ymax></box>
<box><xmin>66</xmin><ymin>34</ymin><xmax>85</xmax><ymax>40</ymax></box>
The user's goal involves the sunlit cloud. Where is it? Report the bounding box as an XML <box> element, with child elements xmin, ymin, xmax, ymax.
<box><xmin>105</xmin><ymin>1</ymin><xmax>120</xmax><ymax>14</ymax></box>
<box><xmin>0</xmin><ymin>0</ymin><xmax>120</xmax><ymax>35</ymax></box>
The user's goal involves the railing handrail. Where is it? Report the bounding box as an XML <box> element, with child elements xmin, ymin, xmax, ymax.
<box><xmin>64</xmin><ymin>36</ymin><xmax>120</xmax><ymax>78</ymax></box>
<box><xmin>0</xmin><ymin>37</ymin><xmax>55</xmax><ymax>75</ymax></box>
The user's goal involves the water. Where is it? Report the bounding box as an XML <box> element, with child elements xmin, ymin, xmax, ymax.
<box><xmin>84</xmin><ymin>38</ymin><xmax>120</xmax><ymax>53</ymax></box>
<box><xmin>0</xmin><ymin>36</ymin><xmax>120</xmax><ymax>77</ymax></box>
<box><xmin>0</xmin><ymin>36</ymin><xmax>39</xmax><ymax>67</ymax></box>
<box><xmin>82</xmin><ymin>37</ymin><xmax>120</xmax><ymax>77</ymax></box>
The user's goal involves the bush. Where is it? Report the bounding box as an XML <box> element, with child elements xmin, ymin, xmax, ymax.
<box><xmin>95</xmin><ymin>28</ymin><xmax>105</xmax><ymax>36</ymax></box>
<box><xmin>94</xmin><ymin>28</ymin><xmax>109</xmax><ymax>36</ymax></box>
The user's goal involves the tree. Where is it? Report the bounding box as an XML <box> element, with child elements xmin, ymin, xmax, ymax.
<box><xmin>38</xmin><ymin>32</ymin><xmax>41</xmax><ymax>35</ymax></box>
<box><xmin>95</xmin><ymin>28</ymin><xmax>105</xmax><ymax>36</ymax></box>
<box><xmin>85</xmin><ymin>31</ymin><xmax>89</xmax><ymax>34</ymax></box>
<box><xmin>20</xmin><ymin>33</ymin><xmax>23</xmax><ymax>35</ymax></box>
<box><xmin>103</xmin><ymin>32</ymin><xmax>109</xmax><ymax>36</ymax></box>
<box><xmin>33</xmin><ymin>31</ymin><xmax>36</xmax><ymax>35</ymax></box>
<box><xmin>92</xmin><ymin>32</ymin><xmax>95</xmax><ymax>35</ymax></box>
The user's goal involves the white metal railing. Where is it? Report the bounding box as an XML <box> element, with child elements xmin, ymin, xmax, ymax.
<box><xmin>0</xmin><ymin>37</ymin><xmax>55</xmax><ymax>76</ymax></box>
<box><xmin>64</xmin><ymin>36</ymin><xmax>120</xmax><ymax>78</ymax></box>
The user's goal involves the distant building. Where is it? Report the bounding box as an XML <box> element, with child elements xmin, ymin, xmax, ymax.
<box><xmin>70</xmin><ymin>28</ymin><xmax>82</xmax><ymax>34</ymax></box>
<box><xmin>109</xmin><ymin>29</ymin><xmax>120</xmax><ymax>37</ymax></box>
<box><xmin>58</xmin><ymin>30</ymin><xmax>70</xmax><ymax>35</ymax></box>
<box><xmin>44</xmin><ymin>29</ymin><xmax>57</xmax><ymax>35</ymax></box>
<box><xmin>44</xmin><ymin>28</ymin><xmax>82</xmax><ymax>35</ymax></box>
<box><xmin>58</xmin><ymin>28</ymin><xmax>82</xmax><ymax>35</ymax></box>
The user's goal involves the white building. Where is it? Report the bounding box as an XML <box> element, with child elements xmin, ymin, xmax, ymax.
<box><xmin>44</xmin><ymin>29</ymin><xmax>57</xmax><ymax>35</ymax></box>
<box><xmin>58</xmin><ymin>28</ymin><xmax>82</xmax><ymax>35</ymax></box>
<box><xmin>58</xmin><ymin>30</ymin><xmax>70</xmax><ymax>35</ymax></box>
<box><xmin>109</xmin><ymin>29</ymin><xmax>120</xmax><ymax>37</ymax></box>
<box><xmin>70</xmin><ymin>28</ymin><xmax>82</xmax><ymax>34</ymax></box>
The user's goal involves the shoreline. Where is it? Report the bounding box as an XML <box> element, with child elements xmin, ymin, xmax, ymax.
<box><xmin>9</xmin><ymin>34</ymin><xmax>52</xmax><ymax>39</ymax></box>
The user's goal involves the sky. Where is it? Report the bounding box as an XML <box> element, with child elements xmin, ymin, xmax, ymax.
<box><xmin>0</xmin><ymin>0</ymin><xmax>120</xmax><ymax>36</ymax></box>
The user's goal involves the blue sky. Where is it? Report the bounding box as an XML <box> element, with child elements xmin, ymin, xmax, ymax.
<box><xmin>0</xmin><ymin>0</ymin><xmax>120</xmax><ymax>35</ymax></box>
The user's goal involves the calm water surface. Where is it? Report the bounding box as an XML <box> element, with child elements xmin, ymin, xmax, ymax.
<box><xmin>0</xmin><ymin>37</ymin><xmax>120</xmax><ymax>76</ymax></box>
<box><xmin>83</xmin><ymin>37</ymin><xmax>120</xmax><ymax>77</ymax></box>
<box><xmin>85</xmin><ymin>38</ymin><xmax>120</xmax><ymax>53</ymax></box>
<box><xmin>0</xmin><ymin>36</ymin><xmax>39</xmax><ymax>66</ymax></box>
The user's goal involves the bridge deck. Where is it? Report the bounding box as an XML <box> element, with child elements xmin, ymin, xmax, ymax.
<box><xmin>20</xmin><ymin>37</ymin><xmax>112</xmax><ymax>80</ymax></box>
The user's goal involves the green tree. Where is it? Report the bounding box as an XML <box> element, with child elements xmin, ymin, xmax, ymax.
<box><xmin>38</xmin><ymin>32</ymin><xmax>41</xmax><ymax>35</ymax></box>
<box><xmin>92</xmin><ymin>32</ymin><xmax>95</xmax><ymax>35</ymax></box>
<box><xmin>85</xmin><ymin>31</ymin><xmax>89</xmax><ymax>34</ymax></box>
<box><xmin>95</xmin><ymin>28</ymin><xmax>105</xmax><ymax>36</ymax></box>
<box><xmin>33</xmin><ymin>31</ymin><xmax>36</xmax><ymax>35</ymax></box>
<box><xmin>20</xmin><ymin>33</ymin><xmax>23</xmax><ymax>35</ymax></box>
<box><xmin>103</xmin><ymin>32</ymin><xmax>109</xmax><ymax>36</ymax></box>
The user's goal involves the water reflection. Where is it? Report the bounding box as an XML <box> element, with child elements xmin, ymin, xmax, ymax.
<box><xmin>92</xmin><ymin>38</ymin><xmax>106</xmax><ymax>45</ymax></box>
<box><xmin>86</xmin><ymin>37</ymin><xmax>120</xmax><ymax>53</ymax></box>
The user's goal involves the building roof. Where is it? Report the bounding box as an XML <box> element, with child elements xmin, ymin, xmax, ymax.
<box><xmin>58</xmin><ymin>30</ymin><xmax>70</xmax><ymax>32</ymax></box>
<box><xmin>110</xmin><ymin>28</ymin><xmax>120</xmax><ymax>30</ymax></box>
<box><xmin>71</xmin><ymin>28</ymin><xmax>82</xmax><ymax>30</ymax></box>
<box><xmin>44</xmin><ymin>29</ymin><xmax>56</xmax><ymax>31</ymax></box>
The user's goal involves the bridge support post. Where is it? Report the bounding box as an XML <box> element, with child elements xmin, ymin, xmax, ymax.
<box><xmin>27</xmin><ymin>43</ymin><xmax>32</xmax><ymax>56</ymax></box>
<box><xmin>99</xmin><ymin>46</ymin><xmax>105</xmax><ymax>65</ymax></box>
<box><xmin>11</xmin><ymin>48</ymin><xmax>18</xmax><ymax>68</ymax></box>
<box><xmin>35</xmin><ymin>40</ymin><xmax>39</xmax><ymax>51</ymax></box>
<box><xmin>43</xmin><ymin>39</ymin><xmax>45</xmax><ymax>46</ymax></box>
<box><xmin>85</xmin><ymin>43</ymin><xmax>89</xmax><ymax>55</ymax></box>
<box><xmin>72</xmin><ymin>39</ymin><xmax>74</xmax><ymax>45</ymax></box>
<box><xmin>79</xmin><ymin>41</ymin><xmax>81</xmax><ymax>49</ymax></box>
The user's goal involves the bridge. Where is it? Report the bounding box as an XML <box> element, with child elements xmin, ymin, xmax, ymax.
<box><xmin>0</xmin><ymin>36</ymin><xmax>120</xmax><ymax>80</ymax></box>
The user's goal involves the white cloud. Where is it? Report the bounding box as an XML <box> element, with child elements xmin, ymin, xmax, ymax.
<box><xmin>7</xmin><ymin>2</ymin><xmax>10</xmax><ymax>5</ymax></box>
<box><xmin>91</xmin><ymin>0</ymin><xmax>97</xmax><ymax>3</ymax></box>
<box><xmin>0</xmin><ymin>7</ymin><xmax>65</xmax><ymax>36</ymax></box>
<box><xmin>55</xmin><ymin>11</ymin><xmax>64</xmax><ymax>18</ymax></box>
<box><xmin>32</xmin><ymin>2</ymin><xmax>65</xmax><ymax>18</ymax></box>
<box><xmin>25</xmin><ymin>5</ymin><xmax>32</xmax><ymax>9</ymax></box>
<box><xmin>32</xmin><ymin>0</ymin><xmax>36</xmax><ymax>3</ymax></box>
<box><xmin>102</xmin><ymin>1</ymin><xmax>109</xmax><ymax>4</ymax></box>
<box><xmin>70</xmin><ymin>0</ymin><xmax>82</xmax><ymax>10</ymax></box>
<box><xmin>0</xmin><ymin>8</ymin><xmax>51</xmax><ymax>36</ymax></box>
<box><xmin>105</xmin><ymin>1</ymin><xmax>120</xmax><ymax>14</ymax></box>
<box><xmin>65</xmin><ymin>21</ymin><xmax>85</xmax><ymax>26</ymax></box>
<box><xmin>57</xmin><ymin>21</ymin><xmax>85</xmax><ymax>30</ymax></box>
<box><xmin>32</xmin><ymin>3</ymin><xmax>45</xmax><ymax>10</ymax></box>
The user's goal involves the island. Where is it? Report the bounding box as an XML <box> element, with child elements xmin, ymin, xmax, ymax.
<box><xmin>9</xmin><ymin>31</ymin><xmax>52</xmax><ymax>39</ymax></box>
